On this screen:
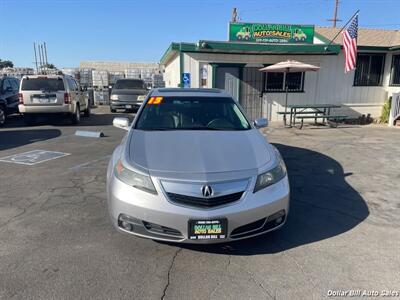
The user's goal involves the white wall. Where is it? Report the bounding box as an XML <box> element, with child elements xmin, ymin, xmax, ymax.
<box><xmin>180</xmin><ymin>51</ymin><xmax>390</xmax><ymax>119</ymax></box>
<box><xmin>164</xmin><ymin>54</ymin><xmax>180</xmax><ymax>87</ymax></box>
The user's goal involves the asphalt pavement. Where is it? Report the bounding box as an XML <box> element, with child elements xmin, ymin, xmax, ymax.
<box><xmin>0</xmin><ymin>108</ymin><xmax>399</xmax><ymax>299</ymax></box>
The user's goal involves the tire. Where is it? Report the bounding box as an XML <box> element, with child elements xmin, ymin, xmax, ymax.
<box><xmin>0</xmin><ymin>105</ymin><xmax>6</xmax><ymax>127</ymax></box>
<box><xmin>83</xmin><ymin>104</ymin><xmax>91</xmax><ymax>117</ymax></box>
<box><xmin>71</xmin><ymin>104</ymin><xmax>80</xmax><ymax>124</ymax></box>
<box><xmin>110</xmin><ymin>107</ymin><xmax>116</xmax><ymax>113</ymax></box>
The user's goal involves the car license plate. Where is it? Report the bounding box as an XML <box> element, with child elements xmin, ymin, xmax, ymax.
<box><xmin>126</xmin><ymin>105</ymin><xmax>132</xmax><ymax>109</ymax></box>
<box><xmin>33</xmin><ymin>95</ymin><xmax>55</xmax><ymax>103</ymax></box>
<box><xmin>188</xmin><ymin>219</ymin><xmax>227</xmax><ymax>240</ymax></box>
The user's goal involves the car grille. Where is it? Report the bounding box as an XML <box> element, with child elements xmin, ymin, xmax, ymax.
<box><xmin>166</xmin><ymin>191</ymin><xmax>244</xmax><ymax>208</ymax></box>
<box><xmin>230</xmin><ymin>214</ymin><xmax>286</xmax><ymax>239</ymax></box>
<box><xmin>142</xmin><ymin>221</ymin><xmax>183</xmax><ymax>237</ymax></box>
<box><xmin>230</xmin><ymin>218</ymin><xmax>267</xmax><ymax>237</ymax></box>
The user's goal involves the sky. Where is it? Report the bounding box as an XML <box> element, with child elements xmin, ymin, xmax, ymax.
<box><xmin>1</xmin><ymin>0</ymin><xmax>400</xmax><ymax>68</ymax></box>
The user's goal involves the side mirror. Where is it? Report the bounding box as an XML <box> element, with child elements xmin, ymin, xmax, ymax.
<box><xmin>113</xmin><ymin>117</ymin><xmax>130</xmax><ymax>130</ymax></box>
<box><xmin>253</xmin><ymin>118</ymin><xmax>268</xmax><ymax>129</ymax></box>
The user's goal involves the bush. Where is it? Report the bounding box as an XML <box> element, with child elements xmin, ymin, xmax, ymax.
<box><xmin>380</xmin><ymin>97</ymin><xmax>391</xmax><ymax>123</ymax></box>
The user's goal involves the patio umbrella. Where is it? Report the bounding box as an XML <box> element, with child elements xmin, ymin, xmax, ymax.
<box><xmin>259</xmin><ymin>60</ymin><xmax>320</xmax><ymax>125</ymax></box>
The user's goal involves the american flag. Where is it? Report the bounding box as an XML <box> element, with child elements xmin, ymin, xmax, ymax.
<box><xmin>342</xmin><ymin>14</ymin><xmax>358</xmax><ymax>73</ymax></box>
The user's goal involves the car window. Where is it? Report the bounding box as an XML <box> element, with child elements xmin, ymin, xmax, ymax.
<box><xmin>11</xmin><ymin>79</ymin><xmax>19</xmax><ymax>91</ymax></box>
<box><xmin>71</xmin><ymin>79</ymin><xmax>78</xmax><ymax>91</ymax></box>
<box><xmin>66</xmin><ymin>78</ymin><xmax>74</xmax><ymax>91</ymax></box>
<box><xmin>135</xmin><ymin>96</ymin><xmax>251</xmax><ymax>131</ymax></box>
<box><xmin>21</xmin><ymin>78</ymin><xmax>65</xmax><ymax>91</ymax></box>
<box><xmin>114</xmin><ymin>80</ymin><xmax>144</xmax><ymax>89</ymax></box>
<box><xmin>2</xmin><ymin>79</ymin><xmax>12</xmax><ymax>93</ymax></box>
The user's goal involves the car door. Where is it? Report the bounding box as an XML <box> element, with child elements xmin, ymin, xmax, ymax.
<box><xmin>1</xmin><ymin>78</ymin><xmax>18</xmax><ymax>113</ymax></box>
<box><xmin>9</xmin><ymin>78</ymin><xmax>20</xmax><ymax>112</ymax></box>
<box><xmin>74</xmin><ymin>79</ymin><xmax>85</xmax><ymax>109</ymax></box>
<box><xmin>67</xmin><ymin>78</ymin><xmax>77</xmax><ymax>108</ymax></box>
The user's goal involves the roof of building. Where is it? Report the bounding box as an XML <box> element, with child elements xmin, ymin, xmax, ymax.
<box><xmin>160</xmin><ymin>26</ymin><xmax>400</xmax><ymax>65</ymax></box>
<box><xmin>315</xmin><ymin>26</ymin><xmax>400</xmax><ymax>47</ymax></box>
<box><xmin>160</xmin><ymin>40</ymin><xmax>342</xmax><ymax>65</ymax></box>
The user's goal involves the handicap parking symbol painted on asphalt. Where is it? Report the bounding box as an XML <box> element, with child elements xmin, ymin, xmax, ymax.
<box><xmin>0</xmin><ymin>150</ymin><xmax>70</xmax><ymax>166</ymax></box>
<box><xmin>182</xmin><ymin>73</ymin><xmax>191</xmax><ymax>88</ymax></box>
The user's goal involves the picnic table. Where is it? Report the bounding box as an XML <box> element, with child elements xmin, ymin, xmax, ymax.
<box><xmin>277</xmin><ymin>104</ymin><xmax>347</xmax><ymax>129</ymax></box>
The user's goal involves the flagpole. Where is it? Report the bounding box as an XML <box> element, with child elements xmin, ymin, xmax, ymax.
<box><xmin>324</xmin><ymin>10</ymin><xmax>359</xmax><ymax>51</ymax></box>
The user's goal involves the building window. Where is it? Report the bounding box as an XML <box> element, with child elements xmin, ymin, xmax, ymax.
<box><xmin>390</xmin><ymin>54</ymin><xmax>400</xmax><ymax>86</ymax></box>
<box><xmin>353</xmin><ymin>53</ymin><xmax>385</xmax><ymax>86</ymax></box>
<box><xmin>264</xmin><ymin>71</ymin><xmax>304</xmax><ymax>92</ymax></box>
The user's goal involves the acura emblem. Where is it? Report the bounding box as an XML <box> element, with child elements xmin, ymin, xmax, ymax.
<box><xmin>201</xmin><ymin>185</ymin><xmax>213</xmax><ymax>197</ymax></box>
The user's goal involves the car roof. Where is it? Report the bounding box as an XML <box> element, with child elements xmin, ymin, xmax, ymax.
<box><xmin>150</xmin><ymin>88</ymin><xmax>231</xmax><ymax>98</ymax></box>
<box><xmin>21</xmin><ymin>74</ymin><xmax>70</xmax><ymax>80</ymax></box>
<box><xmin>116</xmin><ymin>78</ymin><xmax>144</xmax><ymax>81</ymax></box>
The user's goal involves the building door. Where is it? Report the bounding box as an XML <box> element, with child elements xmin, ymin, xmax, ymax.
<box><xmin>240</xmin><ymin>67</ymin><xmax>264</xmax><ymax>121</ymax></box>
<box><xmin>215</xmin><ymin>67</ymin><xmax>240</xmax><ymax>101</ymax></box>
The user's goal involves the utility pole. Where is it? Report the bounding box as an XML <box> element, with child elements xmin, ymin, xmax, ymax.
<box><xmin>231</xmin><ymin>7</ymin><xmax>237</xmax><ymax>23</ymax></box>
<box><xmin>328</xmin><ymin>0</ymin><xmax>341</xmax><ymax>28</ymax></box>
<box><xmin>33</xmin><ymin>42</ymin><xmax>38</xmax><ymax>73</ymax></box>
<box><xmin>40</xmin><ymin>44</ymin><xmax>47</xmax><ymax>68</ymax></box>
<box><xmin>44</xmin><ymin>42</ymin><xmax>48</xmax><ymax>66</ymax></box>
<box><xmin>38</xmin><ymin>43</ymin><xmax>43</xmax><ymax>72</ymax></box>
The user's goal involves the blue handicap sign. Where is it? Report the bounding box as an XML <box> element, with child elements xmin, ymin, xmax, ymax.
<box><xmin>182</xmin><ymin>73</ymin><xmax>191</xmax><ymax>88</ymax></box>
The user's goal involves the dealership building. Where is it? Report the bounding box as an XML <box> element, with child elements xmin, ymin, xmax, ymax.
<box><xmin>160</xmin><ymin>23</ymin><xmax>400</xmax><ymax>121</ymax></box>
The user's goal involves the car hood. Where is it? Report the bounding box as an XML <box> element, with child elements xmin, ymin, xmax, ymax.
<box><xmin>126</xmin><ymin>129</ymin><xmax>273</xmax><ymax>179</ymax></box>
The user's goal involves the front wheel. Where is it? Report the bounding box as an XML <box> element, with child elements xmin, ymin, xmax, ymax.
<box><xmin>110</xmin><ymin>107</ymin><xmax>116</xmax><ymax>113</ymax></box>
<box><xmin>0</xmin><ymin>106</ymin><xmax>6</xmax><ymax>126</ymax></box>
<box><xmin>71</xmin><ymin>104</ymin><xmax>80</xmax><ymax>124</ymax></box>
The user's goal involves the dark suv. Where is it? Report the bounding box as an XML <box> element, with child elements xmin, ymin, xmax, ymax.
<box><xmin>0</xmin><ymin>76</ymin><xmax>20</xmax><ymax>126</ymax></box>
<box><xmin>109</xmin><ymin>79</ymin><xmax>147</xmax><ymax>112</ymax></box>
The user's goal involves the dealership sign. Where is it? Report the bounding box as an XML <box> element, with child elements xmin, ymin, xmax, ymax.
<box><xmin>229</xmin><ymin>22</ymin><xmax>314</xmax><ymax>44</ymax></box>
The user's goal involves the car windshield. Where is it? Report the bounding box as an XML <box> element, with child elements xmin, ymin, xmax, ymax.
<box><xmin>21</xmin><ymin>78</ymin><xmax>65</xmax><ymax>91</ymax></box>
<box><xmin>114</xmin><ymin>80</ymin><xmax>144</xmax><ymax>89</ymax></box>
<box><xmin>135</xmin><ymin>96</ymin><xmax>251</xmax><ymax>131</ymax></box>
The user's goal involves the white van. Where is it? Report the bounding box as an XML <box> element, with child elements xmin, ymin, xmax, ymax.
<box><xmin>18</xmin><ymin>74</ymin><xmax>90</xmax><ymax>124</ymax></box>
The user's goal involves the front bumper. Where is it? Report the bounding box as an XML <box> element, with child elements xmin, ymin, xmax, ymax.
<box><xmin>107</xmin><ymin>174</ymin><xmax>290</xmax><ymax>244</ymax></box>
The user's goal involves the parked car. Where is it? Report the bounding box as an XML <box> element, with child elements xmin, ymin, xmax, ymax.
<box><xmin>106</xmin><ymin>88</ymin><xmax>290</xmax><ymax>243</ymax></box>
<box><xmin>0</xmin><ymin>76</ymin><xmax>20</xmax><ymax>126</ymax></box>
<box><xmin>18</xmin><ymin>74</ymin><xmax>90</xmax><ymax>125</ymax></box>
<box><xmin>109</xmin><ymin>79</ymin><xmax>147</xmax><ymax>112</ymax></box>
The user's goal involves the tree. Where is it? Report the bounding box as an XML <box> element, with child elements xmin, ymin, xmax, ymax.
<box><xmin>0</xmin><ymin>59</ymin><xmax>14</xmax><ymax>69</ymax></box>
<box><xmin>42</xmin><ymin>63</ymin><xmax>56</xmax><ymax>69</ymax></box>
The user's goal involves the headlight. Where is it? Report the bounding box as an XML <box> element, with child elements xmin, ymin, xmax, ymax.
<box><xmin>254</xmin><ymin>151</ymin><xmax>287</xmax><ymax>193</ymax></box>
<box><xmin>110</xmin><ymin>95</ymin><xmax>118</xmax><ymax>100</ymax></box>
<box><xmin>114</xmin><ymin>159</ymin><xmax>157</xmax><ymax>194</ymax></box>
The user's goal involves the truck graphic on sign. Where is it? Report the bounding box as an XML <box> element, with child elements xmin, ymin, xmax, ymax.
<box><xmin>236</xmin><ymin>26</ymin><xmax>251</xmax><ymax>40</ymax></box>
<box><xmin>293</xmin><ymin>28</ymin><xmax>307</xmax><ymax>42</ymax></box>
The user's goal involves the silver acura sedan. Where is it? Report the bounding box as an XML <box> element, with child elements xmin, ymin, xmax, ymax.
<box><xmin>107</xmin><ymin>88</ymin><xmax>289</xmax><ymax>243</ymax></box>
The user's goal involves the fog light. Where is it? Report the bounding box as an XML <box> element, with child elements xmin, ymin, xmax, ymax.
<box><xmin>120</xmin><ymin>221</ymin><xmax>133</xmax><ymax>231</ymax></box>
<box><xmin>268</xmin><ymin>210</ymin><xmax>286</xmax><ymax>223</ymax></box>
